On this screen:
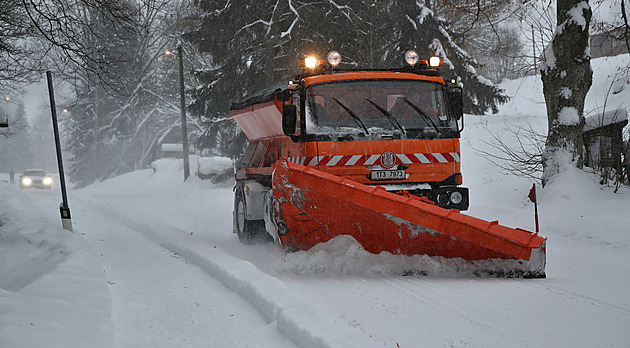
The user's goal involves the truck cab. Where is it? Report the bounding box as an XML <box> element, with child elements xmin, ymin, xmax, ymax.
<box><xmin>277</xmin><ymin>53</ymin><xmax>468</xmax><ymax>210</ymax></box>
<box><xmin>232</xmin><ymin>50</ymin><xmax>468</xmax><ymax>243</ymax></box>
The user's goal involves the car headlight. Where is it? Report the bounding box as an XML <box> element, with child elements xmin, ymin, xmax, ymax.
<box><xmin>43</xmin><ymin>177</ymin><xmax>53</xmax><ymax>185</ymax></box>
<box><xmin>22</xmin><ymin>177</ymin><xmax>32</xmax><ymax>185</ymax></box>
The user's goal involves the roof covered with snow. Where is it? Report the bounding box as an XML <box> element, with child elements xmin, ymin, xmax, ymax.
<box><xmin>584</xmin><ymin>108</ymin><xmax>628</xmax><ymax>131</ymax></box>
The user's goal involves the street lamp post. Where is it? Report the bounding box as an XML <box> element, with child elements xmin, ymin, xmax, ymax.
<box><xmin>46</xmin><ymin>71</ymin><xmax>73</xmax><ymax>232</ymax></box>
<box><xmin>166</xmin><ymin>46</ymin><xmax>191</xmax><ymax>181</ymax></box>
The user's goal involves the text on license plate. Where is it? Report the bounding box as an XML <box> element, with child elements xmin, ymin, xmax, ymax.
<box><xmin>370</xmin><ymin>170</ymin><xmax>406</xmax><ymax>181</ymax></box>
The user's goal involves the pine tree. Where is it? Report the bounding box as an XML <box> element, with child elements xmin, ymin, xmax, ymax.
<box><xmin>185</xmin><ymin>0</ymin><xmax>508</xmax><ymax>157</ymax></box>
<box><xmin>65</xmin><ymin>0</ymin><xmax>142</xmax><ymax>187</ymax></box>
<box><xmin>65</xmin><ymin>0</ymin><xmax>195</xmax><ymax>187</ymax></box>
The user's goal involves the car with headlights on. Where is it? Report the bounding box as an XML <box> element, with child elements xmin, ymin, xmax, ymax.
<box><xmin>19</xmin><ymin>169</ymin><xmax>53</xmax><ymax>189</ymax></box>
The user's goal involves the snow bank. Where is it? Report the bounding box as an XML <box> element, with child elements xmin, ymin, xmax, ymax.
<box><xmin>196</xmin><ymin>156</ymin><xmax>232</xmax><ymax>176</ymax></box>
<box><xmin>271</xmin><ymin>235</ymin><xmax>444</xmax><ymax>276</ymax></box>
<box><xmin>81</xmin><ymin>157</ymin><xmax>227</xmax><ymax>193</ymax></box>
<box><xmin>538</xmin><ymin>165</ymin><xmax>630</xmax><ymax>247</ymax></box>
<box><xmin>0</xmin><ymin>187</ymin><xmax>112</xmax><ymax>348</ymax></box>
<box><xmin>267</xmin><ymin>235</ymin><xmax>542</xmax><ymax>278</ymax></box>
<box><xmin>149</xmin><ymin>156</ymin><xmax>233</xmax><ymax>184</ymax></box>
<box><xmin>195</xmin><ymin>156</ymin><xmax>234</xmax><ymax>183</ymax></box>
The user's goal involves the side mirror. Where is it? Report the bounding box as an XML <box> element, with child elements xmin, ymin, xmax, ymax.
<box><xmin>448</xmin><ymin>87</ymin><xmax>463</xmax><ymax>120</ymax></box>
<box><xmin>282</xmin><ymin>104</ymin><xmax>297</xmax><ymax>135</ymax></box>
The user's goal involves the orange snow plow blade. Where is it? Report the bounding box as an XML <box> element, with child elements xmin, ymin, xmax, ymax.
<box><xmin>272</xmin><ymin>159</ymin><xmax>546</xmax><ymax>278</ymax></box>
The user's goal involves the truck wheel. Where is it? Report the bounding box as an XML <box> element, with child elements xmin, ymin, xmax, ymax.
<box><xmin>234</xmin><ymin>187</ymin><xmax>266</xmax><ymax>244</ymax></box>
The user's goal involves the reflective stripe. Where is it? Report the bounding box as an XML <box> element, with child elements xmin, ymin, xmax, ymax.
<box><xmin>396</xmin><ymin>154</ymin><xmax>413</xmax><ymax>164</ymax></box>
<box><xmin>307</xmin><ymin>156</ymin><xmax>320</xmax><ymax>166</ymax></box>
<box><xmin>290</xmin><ymin>152</ymin><xmax>460</xmax><ymax>167</ymax></box>
<box><xmin>364</xmin><ymin>155</ymin><xmax>380</xmax><ymax>165</ymax></box>
<box><xmin>346</xmin><ymin>155</ymin><xmax>362</xmax><ymax>166</ymax></box>
<box><xmin>414</xmin><ymin>153</ymin><xmax>430</xmax><ymax>163</ymax></box>
<box><xmin>326</xmin><ymin>155</ymin><xmax>344</xmax><ymax>166</ymax></box>
<box><xmin>433</xmin><ymin>153</ymin><xmax>448</xmax><ymax>163</ymax></box>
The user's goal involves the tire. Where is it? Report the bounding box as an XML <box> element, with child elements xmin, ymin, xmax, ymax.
<box><xmin>234</xmin><ymin>187</ymin><xmax>267</xmax><ymax>244</ymax></box>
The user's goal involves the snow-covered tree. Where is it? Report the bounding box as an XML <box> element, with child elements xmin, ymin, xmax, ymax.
<box><xmin>185</xmin><ymin>0</ymin><xmax>508</xmax><ymax>157</ymax></box>
<box><xmin>0</xmin><ymin>1</ymin><xmax>37</xmax><ymax>92</ymax></box>
<box><xmin>63</xmin><ymin>0</ymin><xmax>140</xmax><ymax>187</ymax></box>
<box><xmin>540</xmin><ymin>0</ymin><xmax>592</xmax><ymax>185</ymax></box>
<box><xmin>63</xmin><ymin>0</ymin><xmax>201</xmax><ymax>187</ymax></box>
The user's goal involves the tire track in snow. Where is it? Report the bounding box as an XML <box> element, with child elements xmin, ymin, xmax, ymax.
<box><xmin>383</xmin><ymin>278</ymin><xmax>534</xmax><ymax>347</ymax></box>
<box><xmin>384</xmin><ymin>277</ymin><xmax>611</xmax><ymax>348</ymax></box>
<box><xmin>524</xmin><ymin>281</ymin><xmax>630</xmax><ymax>316</ymax></box>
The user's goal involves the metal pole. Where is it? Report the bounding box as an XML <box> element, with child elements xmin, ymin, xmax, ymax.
<box><xmin>534</xmin><ymin>199</ymin><xmax>539</xmax><ymax>234</ymax></box>
<box><xmin>46</xmin><ymin>71</ymin><xmax>73</xmax><ymax>232</ymax></box>
<box><xmin>1</xmin><ymin>96</ymin><xmax>9</xmax><ymax>127</ymax></box>
<box><xmin>177</xmin><ymin>45</ymin><xmax>190</xmax><ymax>181</ymax></box>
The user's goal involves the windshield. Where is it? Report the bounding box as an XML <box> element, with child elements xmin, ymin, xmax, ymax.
<box><xmin>305</xmin><ymin>79</ymin><xmax>457</xmax><ymax>138</ymax></box>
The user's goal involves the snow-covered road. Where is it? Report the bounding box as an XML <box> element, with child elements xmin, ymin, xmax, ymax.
<box><xmin>3</xmin><ymin>112</ymin><xmax>629</xmax><ymax>347</ymax></box>
<box><xmin>68</xmin><ymin>163</ymin><xmax>629</xmax><ymax>348</ymax></box>
<box><xmin>2</xmin><ymin>55</ymin><xmax>629</xmax><ymax>347</ymax></box>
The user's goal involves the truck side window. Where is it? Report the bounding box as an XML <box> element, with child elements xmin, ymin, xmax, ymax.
<box><xmin>238</xmin><ymin>142</ymin><xmax>258</xmax><ymax>169</ymax></box>
<box><xmin>249</xmin><ymin>141</ymin><xmax>267</xmax><ymax>167</ymax></box>
<box><xmin>262</xmin><ymin>141</ymin><xmax>280</xmax><ymax>167</ymax></box>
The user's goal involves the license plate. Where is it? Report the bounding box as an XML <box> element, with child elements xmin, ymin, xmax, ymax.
<box><xmin>370</xmin><ymin>170</ymin><xmax>406</xmax><ymax>181</ymax></box>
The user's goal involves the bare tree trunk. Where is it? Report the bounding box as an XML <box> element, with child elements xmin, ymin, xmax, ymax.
<box><xmin>540</xmin><ymin>0</ymin><xmax>592</xmax><ymax>186</ymax></box>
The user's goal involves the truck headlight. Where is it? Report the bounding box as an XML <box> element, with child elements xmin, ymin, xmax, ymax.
<box><xmin>304</xmin><ymin>57</ymin><xmax>318</xmax><ymax>69</ymax></box>
<box><xmin>43</xmin><ymin>177</ymin><xmax>53</xmax><ymax>185</ymax></box>
<box><xmin>327</xmin><ymin>51</ymin><xmax>341</xmax><ymax>67</ymax></box>
<box><xmin>450</xmin><ymin>191</ymin><xmax>463</xmax><ymax>204</ymax></box>
<box><xmin>405</xmin><ymin>50</ymin><xmax>419</xmax><ymax>66</ymax></box>
<box><xmin>429</xmin><ymin>56</ymin><xmax>442</xmax><ymax>67</ymax></box>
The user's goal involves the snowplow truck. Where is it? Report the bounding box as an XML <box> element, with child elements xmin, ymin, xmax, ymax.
<box><xmin>231</xmin><ymin>51</ymin><xmax>546</xmax><ymax>278</ymax></box>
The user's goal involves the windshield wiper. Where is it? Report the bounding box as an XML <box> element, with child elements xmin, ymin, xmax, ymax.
<box><xmin>332</xmin><ymin>97</ymin><xmax>370</xmax><ymax>134</ymax></box>
<box><xmin>366</xmin><ymin>98</ymin><xmax>406</xmax><ymax>135</ymax></box>
<box><xmin>402</xmin><ymin>97</ymin><xmax>440</xmax><ymax>134</ymax></box>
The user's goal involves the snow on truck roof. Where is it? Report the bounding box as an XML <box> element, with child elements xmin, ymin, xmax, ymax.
<box><xmin>230</xmin><ymin>82</ymin><xmax>288</xmax><ymax>111</ymax></box>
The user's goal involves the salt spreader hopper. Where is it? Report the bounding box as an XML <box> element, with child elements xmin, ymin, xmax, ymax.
<box><xmin>231</xmin><ymin>51</ymin><xmax>546</xmax><ymax>278</ymax></box>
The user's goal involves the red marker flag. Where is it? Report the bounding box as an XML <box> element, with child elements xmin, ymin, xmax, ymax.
<box><xmin>528</xmin><ymin>183</ymin><xmax>537</xmax><ymax>203</ymax></box>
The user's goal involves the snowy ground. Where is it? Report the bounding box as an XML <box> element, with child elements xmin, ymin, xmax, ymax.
<box><xmin>1</xmin><ymin>55</ymin><xmax>629</xmax><ymax>347</ymax></box>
